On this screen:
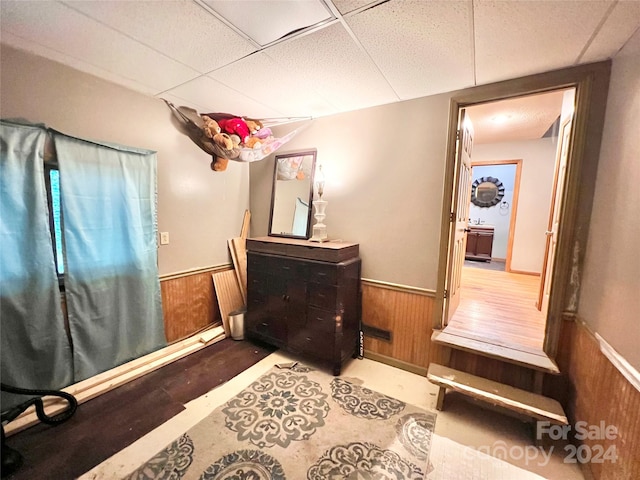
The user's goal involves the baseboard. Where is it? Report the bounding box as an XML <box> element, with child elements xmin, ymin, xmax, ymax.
<box><xmin>507</xmin><ymin>269</ymin><xmax>541</xmax><ymax>276</ymax></box>
<box><xmin>5</xmin><ymin>326</ymin><xmax>226</xmax><ymax>436</ymax></box>
<box><xmin>364</xmin><ymin>351</ymin><xmax>427</xmax><ymax>376</ymax></box>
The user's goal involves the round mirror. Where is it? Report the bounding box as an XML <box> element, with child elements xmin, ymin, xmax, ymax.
<box><xmin>471</xmin><ymin>176</ymin><xmax>505</xmax><ymax>207</ymax></box>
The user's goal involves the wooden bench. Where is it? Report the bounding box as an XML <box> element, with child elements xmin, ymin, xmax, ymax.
<box><xmin>427</xmin><ymin>363</ymin><xmax>568</xmax><ymax>425</ymax></box>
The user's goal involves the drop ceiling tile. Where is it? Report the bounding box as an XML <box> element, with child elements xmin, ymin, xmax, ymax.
<box><xmin>158</xmin><ymin>92</ymin><xmax>213</xmax><ymax>116</ymax></box>
<box><xmin>264</xmin><ymin>23</ymin><xmax>398</xmax><ymax>114</ymax></box>
<box><xmin>63</xmin><ymin>0</ymin><xmax>256</xmax><ymax>73</ymax></box>
<box><xmin>333</xmin><ymin>0</ymin><xmax>379</xmax><ymax>15</ymax></box>
<box><xmin>580</xmin><ymin>1</ymin><xmax>640</xmax><ymax>63</ymax></box>
<box><xmin>208</xmin><ymin>52</ymin><xmax>335</xmax><ymax>118</ymax></box>
<box><xmin>162</xmin><ymin>75</ymin><xmax>282</xmax><ymax>119</ymax></box>
<box><xmin>202</xmin><ymin>0</ymin><xmax>333</xmax><ymax>46</ymax></box>
<box><xmin>617</xmin><ymin>24</ymin><xmax>640</xmax><ymax>58</ymax></box>
<box><xmin>474</xmin><ymin>0</ymin><xmax>614</xmax><ymax>85</ymax></box>
<box><xmin>346</xmin><ymin>0</ymin><xmax>475</xmax><ymax>100</ymax></box>
<box><xmin>0</xmin><ymin>0</ymin><xmax>199</xmax><ymax>94</ymax></box>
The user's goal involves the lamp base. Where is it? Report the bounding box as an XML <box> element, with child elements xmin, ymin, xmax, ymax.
<box><xmin>309</xmin><ymin>223</ymin><xmax>328</xmax><ymax>242</ymax></box>
<box><xmin>309</xmin><ymin>199</ymin><xmax>328</xmax><ymax>242</ymax></box>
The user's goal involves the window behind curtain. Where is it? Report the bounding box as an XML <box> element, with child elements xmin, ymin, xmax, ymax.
<box><xmin>53</xmin><ymin>132</ymin><xmax>165</xmax><ymax>381</ymax></box>
<box><xmin>45</xmin><ymin>165</ymin><xmax>64</xmax><ymax>276</ymax></box>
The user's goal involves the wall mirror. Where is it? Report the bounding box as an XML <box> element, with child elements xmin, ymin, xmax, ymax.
<box><xmin>268</xmin><ymin>149</ymin><xmax>316</xmax><ymax>239</ymax></box>
<box><xmin>471</xmin><ymin>176</ymin><xmax>505</xmax><ymax>207</ymax></box>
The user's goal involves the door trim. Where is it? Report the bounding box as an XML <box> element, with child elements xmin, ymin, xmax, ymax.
<box><xmin>434</xmin><ymin>61</ymin><xmax>611</xmax><ymax>359</ymax></box>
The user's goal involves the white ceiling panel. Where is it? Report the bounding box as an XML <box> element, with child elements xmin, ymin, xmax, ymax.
<box><xmin>0</xmin><ymin>0</ymin><xmax>200</xmax><ymax>94</ymax></box>
<box><xmin>2</xmin><ymin>0</ymin><xmax>638</xmax><ymax>131</ymax></box>
<box><xmin>161</xmin><ymin>75</ymin><xmax>282</xmax><ymax>119</ymax></box>
<box><xmin>63</xmin><ymin>0</ymin><xmax>256</xmax><ymax>73</ymax></box>
<box><xmin>333</xmin><ymin>0</ymin><xmax>378</xmax><ymax>15</ymax></box>
<box><xmin>580</xmin><ymin>1</ymin><xmax>640</xmax><ymax>63</ymax></box>
<box><xmin>202</xmin><ymin>0</ymin><xmax>333</xmax><ymax>46</ymax></box>
<box><xmin>346</xmin><ymin>0</ymin><xmax>475</xmax><ymax>100</ymax></box>
<box><xmin>159</xmin><ymin>92</ymin><xmax>213</xmax><ymax>116</ymax></box>
<box><xmin>208</xmin><ymin>52</ymin><xmax>336</xmax><ymax>118</ymax></box>
<box><xmin>264</xmin><ymin>22</ymin><xmax>398</xmax><ymax>114</ymax></box>
<box><xmin>618</xmin><ymin>24</ymin><xmax>640</xmax><ymax>58</ymax></box>
<box><xmin>474</xmin><ymin>0</ymin><xmax>614</xmax><ymax>84</ymax></box>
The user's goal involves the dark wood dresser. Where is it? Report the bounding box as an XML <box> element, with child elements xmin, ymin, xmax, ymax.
<box><xmin>246</xmin><ymin>236</ymin><xmax>361</xmax><ymax>375</ymax></box>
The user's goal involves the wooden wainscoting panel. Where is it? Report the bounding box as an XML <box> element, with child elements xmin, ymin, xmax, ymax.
<box><xmin>360</xmin><ymin>281</ymin><xmax>546</xmax><ymax>389</ymax></box>
<box><xmin>161</xmin><ymin>268</ymin><xmax>225</xmax><ymax>343</ymax></box>
<box><xmin>556</xmin><ymin>318</ymin><xmax>640</xmax><ymax>480</ymax></box>
<box><xmin>361</xmin><ymin>282</ymin><xmax>435</xmax><ymax>368</ymax></box>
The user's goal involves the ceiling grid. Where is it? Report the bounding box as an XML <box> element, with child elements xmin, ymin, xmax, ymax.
<box><xmin>1</xmin><ymin>0</ymin><xmax>638</xmax><ymax>134</ymax></box>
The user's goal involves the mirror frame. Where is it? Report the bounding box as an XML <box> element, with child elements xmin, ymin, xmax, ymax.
<box><xmin>268</xmin><ymin>149</ymin><xmax>317</xmax><ymax>240</ymax></box>
<box><xmin>470</xmin><ymin>176</ymin><xmax>505</xmax><ymax>208</ymax></box>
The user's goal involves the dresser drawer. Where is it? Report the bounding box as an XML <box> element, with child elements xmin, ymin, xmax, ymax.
<box><xmin>246</xmin><ymin>314</ymin><xmax>287</xmax><ymax>344</ymax></box>
<box><xmin>307</xmin><ymin>263</ymin><xmax>338</xmax><ymax>285</ymax></box>
<box><xmin>248</xmin><ymin>252</ymin><xmax>307</xmax><ymax>278</ymax></box>
<box><xmin>306</xmin><ymin>306</ymin><xmax>337</xmax><ymax>334</ymax></box>
<box><xmin>289</xmin><ymin>329</ymin><xmax>335</xmax><ymax>360</ymax></box>
<box><xmin>308</xmin><ymin>283</ymin><xmax>337</xmax><ymax>310</ymax></box>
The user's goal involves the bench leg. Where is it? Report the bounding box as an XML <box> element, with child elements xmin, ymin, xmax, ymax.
<box><xmin>435</xmin><ymin>386</ymin><xmax>446</xmax><ymax>410</ymax></box>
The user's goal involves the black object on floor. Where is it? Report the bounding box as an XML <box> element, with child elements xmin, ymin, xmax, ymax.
<box><xmin>4</xmin><ymin>338</ymin><xmax>275</xmax><ymax>480</ymax></box>
<box><xmin>1</xmin><ymin>383</ymin><xmax>78</xmax><ymax>477</ymax></box>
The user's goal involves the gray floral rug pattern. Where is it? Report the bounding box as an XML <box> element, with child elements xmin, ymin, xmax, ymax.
<box><xmin>123</xmin><ymin>365</ymin><xmax>436</xmax><ymax>479</ymax></box>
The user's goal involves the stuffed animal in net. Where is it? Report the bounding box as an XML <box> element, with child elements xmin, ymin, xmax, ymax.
<box><xmin>218</xmin><ymin>117</ymin><xmax>251</xmax><ymax>144</ymax></box>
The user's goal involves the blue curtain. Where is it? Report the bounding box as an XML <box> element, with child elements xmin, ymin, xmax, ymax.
<box><xmin>54</xmin><ymin>133</ymin><xmax>165</xmax><ymax>381</ymax></box>
<box><xmin>0</xmin><ymin>120</ymin><xmax>73</xmax><ymax>409</ymax></box>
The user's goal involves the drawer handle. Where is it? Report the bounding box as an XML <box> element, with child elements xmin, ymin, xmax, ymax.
<box><xmin>316</xmin><ymin>317</ymin><xmax>324</xmax><ymax>322</ymax></box>
<box><xmin>317</xmin><ymin>272</ymin><xmax>327</xmax><ymax>276</ymax></box>
<box><xmin>281</xmin><ymin>266</ymin><xmax>291</xmax><ymax>271</ymax></box>
<box><xmin>317</xmin><ymin>293</ymin><xmax>325</xmax><ymax>298</ymax></box>
<box><xmin>282</xmin><ymin>294</ymin><xmax>290</xmax><ymax>301</ymax></box>
<box><xmin>261</xmin><ymin>322</ymin><xmax>268</xmax><ymax>327</ymax></box>
<box><xmin>306</xmin><ymin>337</ymin><xmax>312</xmax><ymax>342</ymax></box>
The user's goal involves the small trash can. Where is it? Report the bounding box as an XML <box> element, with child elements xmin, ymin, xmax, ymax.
<box><xmin>229</xmin><ymin>308</ymin><xmax>246</xmax><ymax>340</ymax></box>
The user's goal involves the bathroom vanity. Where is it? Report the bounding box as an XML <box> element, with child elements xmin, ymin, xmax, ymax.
<box><xmin>465</xmin><ymin>225</ymin><xmax>494</xmax><ymax>261</ymax></box>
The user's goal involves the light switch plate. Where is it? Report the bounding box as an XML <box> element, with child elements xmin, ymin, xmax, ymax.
<box><xmin>160</xmin><ymin>232</ymin><xmax>170</xmax><ymax>245</ymax></box>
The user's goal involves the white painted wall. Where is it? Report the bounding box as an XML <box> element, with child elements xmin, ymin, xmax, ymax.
<box><xmin>579</xmin><ymin>29</ymin><xmax>640</xmax><ymax>370</ymax></box>
<box><xmin>472</xmin><ymin>138</ymin><xmax>557</xmax><ymax>273</ymax></box>
<box><xmin>251</xmin><ymin>94</ymin><xmax>451</xmax><ymax>289</ymax></box>
<box><xmin>0</xmin><ymin>45</ymin><xmax>249</xmax><ymax>275</ymax></box>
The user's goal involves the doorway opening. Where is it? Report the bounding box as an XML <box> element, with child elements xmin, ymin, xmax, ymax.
<box><xmin>441</xmin><ymin>87</ymin><xmax>576</xmax><ymax>357</ymax></box>
<box><xmin>465</xmin><ymin>159</ymin><xmax>521</xmax><ymax>273</ymax></box>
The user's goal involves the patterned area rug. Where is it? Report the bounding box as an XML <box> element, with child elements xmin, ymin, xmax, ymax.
<box><xmin>123</xmin><ymin>364</ymin><xmax>436</xmax><ymax>479</ymax></box>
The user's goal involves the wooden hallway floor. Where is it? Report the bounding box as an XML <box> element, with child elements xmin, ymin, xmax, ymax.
<box><xmin>445</xmin><ymin>266</ymin><xmax>546</xmax><ymax>354</ymax></box>
<box><xmin>3</xmin><ymin>338</ymin><xmax>275</xmax><ymax>480</ymax></box>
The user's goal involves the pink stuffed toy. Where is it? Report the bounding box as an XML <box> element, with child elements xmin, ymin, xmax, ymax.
<box><xmin>254</xmin><ymin>127</ymin><xmax>273</xmax><ymax>139</ymax></box>
<box><xmin>218</xmin><ymin>118</ymin><xmax>250</xmax><ymax>144</ymax></box>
